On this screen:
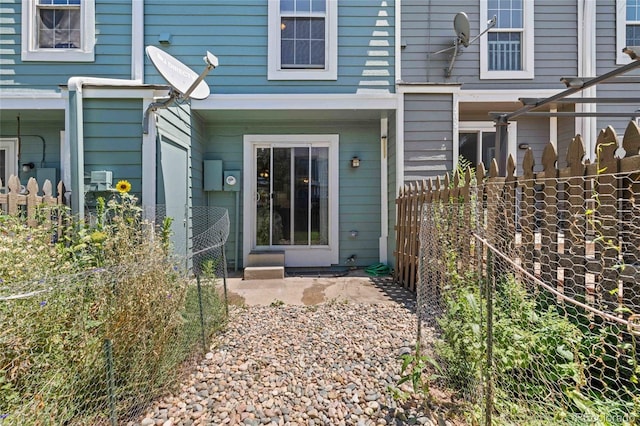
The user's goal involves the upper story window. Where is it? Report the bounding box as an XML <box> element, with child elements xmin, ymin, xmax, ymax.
<box><xmin>617</xmin><ymin>0</ymin><xmax>640</xmax><ymax>64</ymax></box>
<box><xmin>22</xmin><ymin>0</ymin><xmax>95</xmax><ymax>62</ymax></box>
<box><xmin>480</xmin><ymin>0</ymin><xmax>534</xmax><ymax>79</ymax></box>
<box><xmin>268</xmin><ymin>0</ymin><xmax>337</xmax><ymax>80</ymax></box>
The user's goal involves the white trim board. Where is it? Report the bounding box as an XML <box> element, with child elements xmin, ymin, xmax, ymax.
<box><xmin>194</xmin><ymin>93</ymin><xmax>398</xmax><ymax>111</ymax></box>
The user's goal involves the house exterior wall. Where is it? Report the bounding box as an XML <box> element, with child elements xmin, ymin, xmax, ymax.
<box><xmin>143</xmin><ymin>0</ymin><xmax>395</xmax><ymax>95</ymax></box>
<box><xmin>403</xmin><ymin>93</ymin><xmax>454</xmax><ymax>182</ymax></box>
<box><xmin>1</xmin><ymin>0</ymin><xmax>134</xmax><ymax>94</ymax></box>
<box><xmin>400</xmin><ymin>0</ymin><xmax>578</xmax><ymax>89</ymax></box>
<box><xmin>83</xmin><ymin>98</ymin><xmax>142</xmax><ymax>196</ymax></box>
<box><xmin>387</xmin><ymin>111</ymin><xmax>397</xmax><ymax>265</ymax></box>
<box><xmin>203</xmin><ymin>119</ymin><xmax>381</xmax><ymax>268</ymax></box>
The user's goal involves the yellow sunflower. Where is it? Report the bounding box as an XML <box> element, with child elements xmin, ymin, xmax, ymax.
<box><xmin>115</xmin><ymin>180</ymin><xmax>131</xmax><ymax>193</ymax></box>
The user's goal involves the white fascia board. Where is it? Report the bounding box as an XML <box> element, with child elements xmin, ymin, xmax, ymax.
<box><xmin>0</xmin><ymin>93</ymin><xmax>65</xmax><ymax>109</ymax></box>
<box><xmin>81</xmin><ymin>87</ymin><xmax>167</xmax><ymax>99</ymax></box>
<box><xmin>458</xmin><ymin>89</ymin><xmax>563</xmax><ymax>103</ymax></box>
<box><xmin>397</xmin><ymin>84</ymin><xmax>461</xmax><ymax>94</ymax></box>
<box><xmin>192</xmin><ymin>93</ymin><xmax>398</xmax><ymax>111</ymax></box>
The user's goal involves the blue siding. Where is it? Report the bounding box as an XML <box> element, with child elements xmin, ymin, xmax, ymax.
<box><xmin>83</xmin><ymin>98</ymin><xmax>142</xmax><ymax>195</ymax></box>
<box><xmin>144</xmin><ymin>0</ymin><xmax>395</xmax><ymax>94</ymax></box>
<box><xmin>1</xmin><ymin>0</ymin><xmax>133</xmax><ymax>93</ymax></box>
<box><xmin>203</xmin><ymin>119</ymin><xmax>381</xmax><ymax>267</ymax></box>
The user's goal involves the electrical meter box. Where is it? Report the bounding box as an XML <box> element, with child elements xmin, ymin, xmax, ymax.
<box><xmin>203</xmin><ymin>160</ymin><xmax>223</xmax><ymax>191</ymax></box>
<box><xmin>224</xmin><ymin>170</ymin><xmax>241</xmax><ymax>192</ymax></box>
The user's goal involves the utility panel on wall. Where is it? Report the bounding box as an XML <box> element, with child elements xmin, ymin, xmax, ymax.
<box><xmin>203</xmin><ymin>160</ymin><xmax>223</xmax><ymax>191</ymax></box>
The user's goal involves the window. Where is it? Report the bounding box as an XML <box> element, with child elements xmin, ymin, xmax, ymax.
<box><xmin>480</xmin><ymin>0</ymin><xmax>534</xmax><ymax>79</ymax></box>
<box><xmin>268</xmin><ymin>0</ymin><xmax>337</xmax><ymax>80</ymax></box>
<box><xmin>0</xmin><ymin>139</ymin><xmax>18</xmax><ymax>193</ymax></box>
<box><xmin>458</xmin><ymin>122</ymin><xmax>517</xmax><ymax>170</ymax></box>
<box><xmin>617</xmin><ymin>0</ymin><xmax>640</xmax><ymax>64</ymax></box>
<box><xmin>22</xmin><ymin>0</ymin><xmax>95</xmax><ymax>62</ymax></box>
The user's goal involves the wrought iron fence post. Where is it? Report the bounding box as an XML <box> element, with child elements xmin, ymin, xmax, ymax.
<box><xmin>485</xmin><ymin>252</ymin><xmax>495</xmax><ymax>426</ymax></box>
<box><xmin>196</xmin><ymin>275</ymin><xmax>207</xmax><ymax>353</ymax></box>
<box><xmin>222</xmin><ymin>244</ymin><xmax>229</xmax><ymax>316</ymax></box>
<box><xmin>103</xmin><ymin>338</ymin><xmax>117</xmax><ymax>426</ymax></box>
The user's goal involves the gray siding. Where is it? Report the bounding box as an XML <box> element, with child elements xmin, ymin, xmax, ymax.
<box><xmin>144</xmin><ymin>0</ymin><xmax>395</xmax><ymax>94</ymax></box>
<box><xmin>203</xmin><ymin>119</ymin><xmax>381</xmax><ymax>268</ymax></box>
<box><xmin>404</xmin><ymin>93</ymin><xmax>454</xmax><ymax>182</ymax></box>
<box><xmin>1</xmin><ymin>0</ymin><xmax>133</xmax><ymax>93</ymax></box>
<box><xmin>517</xmin><ymin>116</ymin><xmax>550</xmax><ymax>173</ymax></box>
<box><xmin>401</xmin><ymin>0</ymin><xmax>578</xmax><ymax>89</ymax></box>
<box><xmin>593</xmin><ymin>1</ymin><xmax>640</xmax><ymax>141</ymax></box>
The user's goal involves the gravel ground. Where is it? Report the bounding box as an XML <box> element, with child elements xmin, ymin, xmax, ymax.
<box><xmin>133</xmin><ymin>302</ymin><xmax>461</xmax><ymax>426</ymax></box>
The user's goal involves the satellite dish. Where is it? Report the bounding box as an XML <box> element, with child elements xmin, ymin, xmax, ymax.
<box><xmin>146</xmin><ymin>45</ymin><xmax>211</xmax><ymax>100</ymax></box>
<box><xmin>143</xmin><ymin>46</ymin><xmax>219</xmax><ymax>133</ymax></box>
<box><xmin>431</xmin><ymin>12</ymin><xmax>497</xmax><ymax>78</ymax></box>
<box><xmin>453</xmin><ymin>12</ymin><xmax>470</xmax><ymax>48</ymax></box>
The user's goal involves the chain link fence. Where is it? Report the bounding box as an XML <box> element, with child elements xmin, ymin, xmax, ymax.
<box><xmin>0</xmin><ymin>204</ymin><xmax>229</xmax><ymax>426</ymax></box>
<box><xmin>418</xmin><ymin>169</ymin><xmax>640</xmax><ymax>425</ymax></box>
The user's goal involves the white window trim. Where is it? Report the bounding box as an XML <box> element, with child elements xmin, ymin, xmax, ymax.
<box><xmin>459</xmin><ymin>121</ymin><xmax>517</xmax><ymax>170</ymax></box>
<box><xmin>0</xmin><ymin>139</ymin><xmax>18</xmax><ymax>191</ymax></box>
<box><xmin>617</xmin><ymin>0</ymin><xmax>636</xmax><ymax>65</ymax></box>
<box><xmin>21</xmin><ymin>0</ymin><xmax>95</xmax><ymax>62</ymax></box>
<box><xmin>267</xmin><ymin>0</ymin><xmax>338</xmax><ymax>81</ymax></box>
<box><xmin>480</xmin><ymin>0</ymin><xmax>534</xmax><ymax>79</ymax></box>
<box><xmin>243</xmin><ymin>134</ymin><xmax>340</xmax><ymax>267</ymax></box>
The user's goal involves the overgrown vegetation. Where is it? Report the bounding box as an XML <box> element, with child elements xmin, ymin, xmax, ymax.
<box><xmin>432</xmin><ymin>248</ymin><xmax>640</xmax><ymax>425</ymax></box>
<box><xmin>0</xmin><ymin>188</ymin><xmax>227</xmax><ymax>425</ymax></box>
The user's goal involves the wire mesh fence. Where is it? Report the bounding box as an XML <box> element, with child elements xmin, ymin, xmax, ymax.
<box><xmin>417</xmin><ymin>133</ymin><xmax>640</xmax><ymax>425</ymax></box>
<box><xmin>0</xmin><ymin>200</ymin><xmax>230</xmax><ymax>425</ymax></box>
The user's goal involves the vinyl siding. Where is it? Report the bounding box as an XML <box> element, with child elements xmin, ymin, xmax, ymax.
<box><xmin>387</xmin><ymin>111</ymin><xmax>397</xmax><ymax>265</ymax></box>
<box><xmin>517</xmin><ymin>116</ymin><xmax>550</xmax><ymax>173</ymax></box>
<box><xmin>203</xmin><ymin>119</ymin><xmax>381</xmax><ymax>268</ymax></box>
<box><xmin>144</xmin><ymin>0</ymin><xmax>395</xmax><ymax>94</ymax></box>
<box><xmin>83</xmin><ymin>99</ymin><xmax>142</xmax><ymax>196</ymax></box>
<box><xmin>403</xmin><ymin>93</ymin><xmax>454</xmax><ymax>182</ymax></box>
<box><xmin>1</xmin><ymin>0</ymin><xmax>133</xmax><ymax>93</ymax></box>
<box><xmin>0</xmin><ymin>119</ymin><xmax>64</xmax><ymax>185</ymax></box>
<box><xmin>401</xmin><ymin>0</ymin><xmax>578</xmax><ymax>89</ymax></box>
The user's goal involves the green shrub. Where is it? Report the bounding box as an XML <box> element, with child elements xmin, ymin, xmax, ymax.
<box><xmin>0</xmin><ymin>191</ymin><xmax>227</xmax><ymax>425</ymax></box>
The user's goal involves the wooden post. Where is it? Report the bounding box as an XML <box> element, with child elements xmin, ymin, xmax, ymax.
<box><xmin>592</xmin><ymin>127</ymin><xmax>620</xmax><ymax>311</ymax></box>
<box><xmin>538</xmin><ymin>143</ymin><xmax>559</xmax><ymax>294</ymax></box>
<box><xmin>560</xmin><ymin>136</ymin><xmax>587</xmax><ymax>303</ymax></box>
<box><xmin>520</xmin><ymin>149</ymin><xmax>536</xmax><ymax>277</ymax></box>
<box><xmin>620</xmin><ymin>121</ymin><xmax>640</xmax><ymax>310</ymax></box>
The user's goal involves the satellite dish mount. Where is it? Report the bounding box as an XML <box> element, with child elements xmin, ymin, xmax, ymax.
<box><xmin>431</xmin><ymin>12</ymin><xmax>496</xmax><ymax>78</ymax></box>
<box><xmin>143</xmin><ymin>46</ymin><xmax>219</xmax><ymax>133</ymax></box>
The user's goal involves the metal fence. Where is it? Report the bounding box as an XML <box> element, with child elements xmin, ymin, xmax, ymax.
<box><xmin>0</xmin><ymin>204</ymin><xmax>230</xmax><ymax>426</ymax></box>
<box><xmin>417</xmin><ymin>129</ymin><xmax>640</xmax><ymax>425</ymax></box>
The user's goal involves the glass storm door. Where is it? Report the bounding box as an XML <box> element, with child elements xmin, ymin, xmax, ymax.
<box><xmin>255</xmin><ymin>145</ymin><xmax>329</xmax><ymax>248</ymax></box>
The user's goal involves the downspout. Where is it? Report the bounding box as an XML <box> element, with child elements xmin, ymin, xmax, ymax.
<box><xmin>379</xmin><ymin>117</ymin><xmax>388</xmax><ymax>264</ymax></box>
<box><xmin>131</xmin><ymin>0</ymin><xmax>144</xmax><ymax>81</ymax></box>
<box><xmin>67</xmin><ymin>77</ymin><xmax>142</xmax><ymax>219</ymax></box>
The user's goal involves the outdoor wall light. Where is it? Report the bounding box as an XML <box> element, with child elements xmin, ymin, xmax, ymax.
<box><xmin>350</xmin><ymin>230</ymin><xmax>358</xmax><ymax>238</ymax></box>
<box><xmin>22</xmin><ymin>162</ymin><xmax>35</xmax><ymax>172</ymax></box>
<box><xmin>518</xmin><ymin>143</ymin><xmax>530</xmax><ymax>150</ymax></box>
<box><xmin>351</xmin><ymin>156</ymin><xmax>360</xmax><ymax>168</ymax></box>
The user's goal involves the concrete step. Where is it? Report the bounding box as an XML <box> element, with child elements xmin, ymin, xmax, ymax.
<box><xmin>243</xmin><ymin>266</ymin><xmax>285</xmax><ymax>280</ymax></box>
<box><xmin>246</xmin><ymin>250</ymin><xmax>285</xmax><ymax>267</ymax></box>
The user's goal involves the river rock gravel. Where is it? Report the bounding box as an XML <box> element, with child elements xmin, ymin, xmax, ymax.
<box><xmin>133</xmin><ymin>302</ymin><xmax>457</xmax><ymax>426</ymax></box>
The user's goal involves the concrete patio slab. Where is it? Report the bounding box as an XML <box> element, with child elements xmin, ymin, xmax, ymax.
<box><xmin>224</xmin><ymin>270</ymin><xmax>415</xmax><ymax>307</ymax></box>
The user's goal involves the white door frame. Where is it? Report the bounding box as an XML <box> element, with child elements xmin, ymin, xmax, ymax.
<box><xmin>0</xmin><ymin>138</ymin><xmax>18</xmax><ymax>190</ymax></box>
<box><xmin>243</xmin><ymin>134</ymin><xmax>340</xmax><ymax>267</ymax></box>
